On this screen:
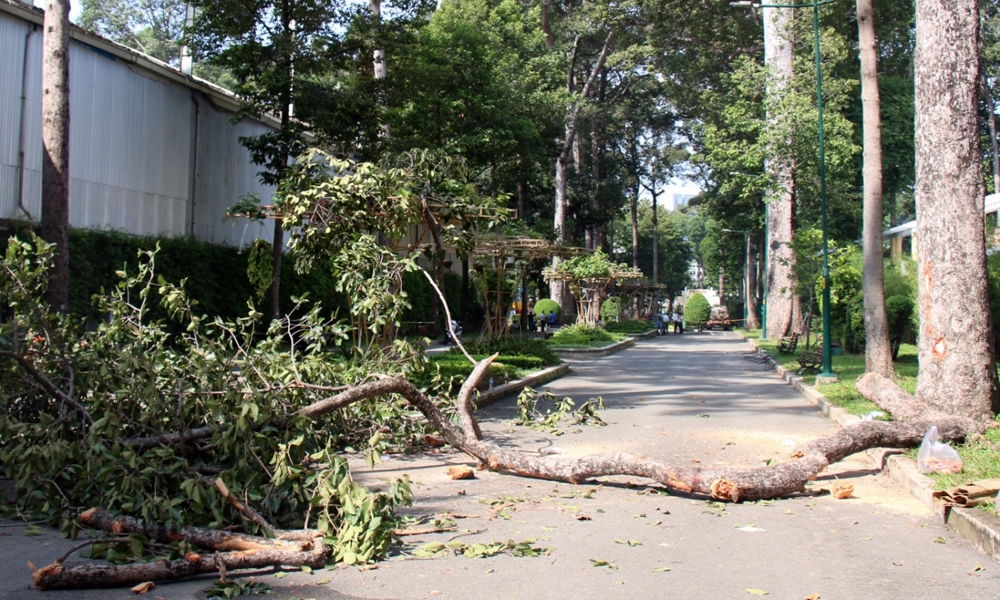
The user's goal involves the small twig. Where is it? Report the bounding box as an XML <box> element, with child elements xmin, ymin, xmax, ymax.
<box><xmin>53</xmin><ymin>537</ymin><xmax>130</xmax><ymax>565</ymax></box>
<box><xmin>393</xmin><ymin>526</ymin><xmax>457</xmax><ymax>537</ymax></box>
<box><xmin>447</xmin><ymin>528</ymin><xmax>487</xmax><ymax>542</ymax></box>
<box><xmin>0</xmin><ymin>350</ymin><xmax>93</xmax><ymax>426</ymax></box>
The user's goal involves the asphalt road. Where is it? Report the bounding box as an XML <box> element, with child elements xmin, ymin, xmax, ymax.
<box><xmin>3</xmin><ymin>331</ymin><xmax>998</xmax><ymax>599</ymax></box>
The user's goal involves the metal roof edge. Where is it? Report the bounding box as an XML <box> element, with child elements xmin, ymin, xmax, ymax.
<box><xmin>0</xmin><ymin>0</ymin><xmax>281</xmax><ymax>129</ymax></box>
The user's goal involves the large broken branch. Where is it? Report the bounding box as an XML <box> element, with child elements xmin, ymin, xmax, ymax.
<box><xmin>30</xmin><ymin>508</ymin><xmax>328</xmax><ymax>590</ymax></box>
<box><xmin>296</xmin><ymin>365</ymin><xmax>978</xmax><ymax>503</ymax></box>
<box><xmin>855</xmin><ymin>372</ymin><xmax>981</xmax><ymax>431</ymax></box>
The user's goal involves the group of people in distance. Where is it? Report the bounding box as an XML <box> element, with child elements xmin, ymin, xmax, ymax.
<box><xmin>655</xmin><ymin>311</ymin><xmax>684</xmax><ymax>335</ymax></box>
<box><xmin>537</xmin><ymin>310</ymin><xmax>557</xmax><ymax>333</ymax></box>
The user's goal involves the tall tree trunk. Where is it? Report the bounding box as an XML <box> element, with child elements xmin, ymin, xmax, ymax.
<box><xmin>372</xmin><ymin>0</ymin><xmax>390</xmax><ymax>139</ymax></box>
<box><xmin>630</xmin><ymin>186</ymin><xmax>639</xmax><ymax>269</ymax></box>
<box><xmin>763</xmin><ymin>6</ymin><xmax>796</xmax><ymax>339</ymax></box>
<box><xmin>914</xmin><ymin>0</ymin><xmax>999</xmax><ymax>421</ymax></box>
<box><xmin>651</xmin><ymin>187</ymin><xmax>659</xmax><ymax>285</ymax></box>
<box><xmin>746</xmin><ymin>235</ymin><xmax>760</xmax><ymax>329</ymax></box>
<box><xmin>542</xmin><ymin>0</ymin><xmax>554</xmax><ymax>49</ymax></box>
<box><xmin>552</xmin><ymin>30</ymin><xmax>616</xmax><ymax>314</ymax></box>
<box><xmin>857</xmin><ymin>0</ymin><xmax>893</xmax><ymax>377</ymax></box>
<box><xmin>41</xmin><ymin>0</ymin><xmax>71</xmax><ymax>313</ymax></box>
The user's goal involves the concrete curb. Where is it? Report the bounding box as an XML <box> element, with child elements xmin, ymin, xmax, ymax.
<box><xmin>552</xmin><ymin>337</ymin><xmax>635</xmax><ymax>359</ymax></box>
<box><xmin>743</xmin><ymin>336</ymin><xmax>1000</xmax><ymax>561</ymax></box>
<box><xmin>473</xmin><ymin>363</ymin><xmax>571</xmax><ymax>409</ymax></box>
<box><xmin>627</xmin><ymin>329</ymin><xmax>659</xmax><ymax>339</ymax></box>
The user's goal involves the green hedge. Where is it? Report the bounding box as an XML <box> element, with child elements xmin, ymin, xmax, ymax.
<box><xmin>454</xmin><ymin>337</ymin><xmax>560</xmax><ymax>366</ymax></box>
<box><xmin>548</xmin><ymin>324</ymin><xmax>624</xmax><ymax>346</ymax></box>
<box><xmin>604</xmin><ymin>319</ymin><xmax>652</xmax><ymax>334</ymax></box>
<box><xmin>1</xmin><ymin>223</ymin><xmax>347</xmax><ymax>324</ymax></box>
<box><xmin>684</xmin><ymin>293</ymin><xmax>711</xmax><ymax>325</ymax></box>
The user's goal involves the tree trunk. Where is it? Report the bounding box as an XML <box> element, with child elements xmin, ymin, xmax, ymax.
<box><xmin>372</xmin><ymin>0</ymin><xmax>390</xmax><ymax>140</ymax></box>
<box><xmin>857</xmin><ymin>0</ymin><xmax>893</xmax><ymax>378</ymax></box>
<box><xmin>41</xmin><ymin>0</ymin><xmax>71</xmax><ymax>313</ymax></box>
<box><xmin>651</xmin><ymin>187</ymin><xmax>659</xmax><ymax>285</ymax></box>
<box><xmin>763</xmin><ymin>6</ymin><xmax>796</xmax><ymax>339</ymax></box>
<box><xmin>914</xmin><ymin>0</ymin><xmax>1000</xmax><ymax>421</ymax></box>
<box><xmin>552</xmin><ymin>30</ymin><xmax>616</xmax><ymax>314</ymax></box>
<box><xmin>746</xmin><ymin>235</ymin><xmax>760</xmax><ymax>329</ymax></box>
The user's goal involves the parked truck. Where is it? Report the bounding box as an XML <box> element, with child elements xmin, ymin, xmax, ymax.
<box><xmin>699</xmin><ymin>306</ymin><xmax>737</xmax><ymax>331</ymax></box>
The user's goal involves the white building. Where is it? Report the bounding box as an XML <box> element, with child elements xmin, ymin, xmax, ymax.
<box><xmin>1</xmin><ymin>0</ymin><xmax>277</xmax><ymax>246</ymax></box>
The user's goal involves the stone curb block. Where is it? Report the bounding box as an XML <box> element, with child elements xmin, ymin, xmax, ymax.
<box><xmin>473</xmin><ymin>363</ymin><xmax>571</xmax><ymax>409</ymax></box>
<box><xmin>553</xmin><ymin>337</ymin><xmax>635</xmax><ymax>359</ymax></box>
<box><xmin>743</xmin><ymin>335</ymin><xmax>1000</xmax><ymax>561</ymax></box>
<box><xmin>627</xmin><ymin>329</ymin><xmax>659</xmax><ymax>339</ymax></box>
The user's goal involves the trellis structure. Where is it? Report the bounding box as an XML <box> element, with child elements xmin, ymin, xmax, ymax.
<box><xmin>612</xmin><ymin>281</ymin><xmax>668</xmax><ymax>320</ymax></box>
<box><xmin>469</xmin><ymin>236</ymin><xmax>585</xmax><ymax>337</ymax></box>
<box><xmin>544</xmin><ymin>253</ymin><xmax>643</xmax><ymax>325</ymax></box>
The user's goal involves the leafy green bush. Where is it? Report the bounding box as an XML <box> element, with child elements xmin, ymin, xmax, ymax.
<box><xmin>456</xmin><ymin>337</ymin><xmax>560</xmax><ymax>366</ymax></box>
<box><xmin>548</xmin><ymin>324</ymin><xmax>624</xmax><ymax>346</ymax></box>
<box><xmin>533</xmin><ymin>298</ymin><xmax>560</xmax><ymax>317</ymax></box>
<box><xmin>684</xmin><ymin>293</ymin><xmax>711</xmax><ymax>326</ymax></box>
<box><xmin>604</xmin><ymin>319</ymin><xmax>653</xmax><ymax>334</ymax></box>
<box><xmin>0</xmin><ymin>224</ymin><xmax>350</xmax><ymax>325</ymax></box>
<box><xmin>600</xmin><ymin>297</ymin><xmax>622</xmax><ymax>322</ymax></box>
<box><xmin>885</xmin><ymin>294</ymin><xmax>915</xmax><ymax>361</ymax></box>
<box><xmin>1</xmin><ymin>236</ymin><xmax>415</xmax><ymax>561</ymax></box>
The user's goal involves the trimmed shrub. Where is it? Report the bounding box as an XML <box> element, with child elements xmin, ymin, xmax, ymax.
<box><xmin>600</xmin><ymin>297</ymin><xmax>622</xmax><ymax>322</ymax></box>
<box><xmin>533</xmin><ymin>298</ymin><xmax>560</xmax><ymax>317</ymax></box>
<box><xmin>684</xmin><ymin>293</ymin><xmax>711</xmax><ymax>326</ymax></box>
<box><xmin>548</xmin><ymin>323</ymin><xmax>624</xmax><ymax>346</ymax></box>
<box><xmin>455</xmin><ymin>337</ymin><xmax>560</xmax><ymax>366</ymax></box>
<box><xmin>604</xmin><ymin>319</ymin><xmax>652</xmax><ymax>334</ymax></box>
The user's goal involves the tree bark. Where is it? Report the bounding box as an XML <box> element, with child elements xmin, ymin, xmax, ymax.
<box><xmin>651</xmin><ymin>187</ymin><xmax>659</xmax><ymax>285</ymax></box>
<box><xmin>41</xmin><ymin>0</ymin><xmax>71</xmax><ymax>313</ymax></box>
<box><xmin>763</xmin><ymin>6</ymin><xmax>796</xmax><ymax>339</ymax></box>
<box><xmin>857</xmin><ymin>0</ymin><xmax>893</xmax><ymax>378</ymax></box>
<box><xmin>32</xmin><ymin>508</ymin><xmax>327</xmax><ymax>590</ymax></box>
<box><xmin>914</xmin><ymin>0</ymin><xmax>1000</xmax><ymax>421</ymax></box>
<box><xmin>745</xmin><ymin>235</ymin><xmax>760</xmax><ymax>329</ymax></box>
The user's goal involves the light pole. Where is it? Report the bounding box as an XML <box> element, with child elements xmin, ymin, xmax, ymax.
<box><xmin>731</xmin><ymin>0</ymin><xmax>835</xmax><ymax>378</ymax></box>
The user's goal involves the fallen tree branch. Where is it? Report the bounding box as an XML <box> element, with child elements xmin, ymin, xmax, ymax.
<box><xmin>30</xmin><ymin>509</ymin><xmax>330</xmax><ymax>590</ymax></box>
<box><xmin>214</xmin><ymin>479</ymin><xmax>275</xmax><ymax>537</ymax></box>
<box><xmin>855</xmin><ymin>372</ymin><xmax>979</xmax><ymax>430</ymax></box>
<box><xmin>124</xmin><ymin>425</ymin><xmax>224</xmax><ymax>452</ymax></box>
<box><xmin>78</xmin><ymin>508</ymin><xmax>312</xmax><ymax>552</ymax></box>
<box><xmin>297</xmin><ymin>372</ymin><xmax>976</xmax><ymax>502</ymax></box>
<box><xmin>31</xmin><ymin>536</ymin><xmax>327</xmax><ymax>590</ymax></box>
<box><xmin>0</xmin><ymin>350</ymin><xmax>92</xmax><ymax>426</ymax></box>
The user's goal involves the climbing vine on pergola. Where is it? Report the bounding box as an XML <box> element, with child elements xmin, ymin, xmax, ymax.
<box><xmin>544</xmin><ymin>250</ymin><xmax>642</xmax><ymax>325</ymax></box>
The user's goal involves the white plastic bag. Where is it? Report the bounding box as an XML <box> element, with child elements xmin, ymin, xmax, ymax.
<box><xmin>916</xmin><ymin>426</ymin><xmax>964</xmax><ymax>474</ymax></box>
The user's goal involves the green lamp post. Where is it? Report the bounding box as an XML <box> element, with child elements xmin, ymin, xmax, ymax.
<box><xmin>731</xmin><ymin>0</ymin><xmax>836</xmax><ymax>377</ymax></box>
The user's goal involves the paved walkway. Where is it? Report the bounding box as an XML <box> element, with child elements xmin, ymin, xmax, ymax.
<box><xmin>4</xmin><ymin>332</ymin><xmax>998</xmax><ymax>599</ymax></box>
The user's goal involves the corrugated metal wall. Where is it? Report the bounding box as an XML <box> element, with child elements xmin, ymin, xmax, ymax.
<box><xmin>0</xmin><ymin>9</ymin><xmax>277</xmax><ymax>245</ymax></box>
<box><xmin>192</xmin><ymin>101</ymin><xmax>276</xmax><ymax>247</ymax></box>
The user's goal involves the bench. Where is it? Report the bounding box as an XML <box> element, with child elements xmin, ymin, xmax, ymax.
<box><xmin>777</xmin><ymin>333</ymin><xmax>800</xmax><ymax>354</ymax></box>
<box><xmin>797</xmin><ymin>349</ymin><xmax>822</xmax><ymax>372</ymax></box>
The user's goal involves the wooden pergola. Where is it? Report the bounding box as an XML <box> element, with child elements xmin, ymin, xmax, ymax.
<box><xmin>544</xmin><ymin>266</ymin><xmax>643</xmax><ymax>325</ymax></box>
<box><xmin>469</xmin><ymin>236</ymin><xmax>586</xmax><ymax>337</ymax></box>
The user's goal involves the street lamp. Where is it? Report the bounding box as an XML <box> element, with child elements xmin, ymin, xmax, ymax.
<box><xmin>731</xmin><ymin>0</ymin><xmax>836</xmax><ymax>379</ymax></box>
